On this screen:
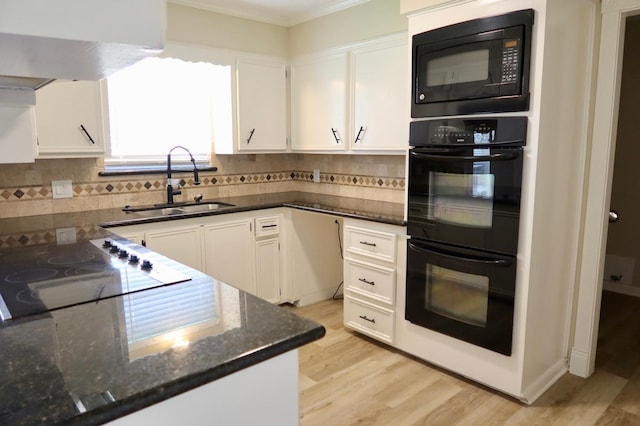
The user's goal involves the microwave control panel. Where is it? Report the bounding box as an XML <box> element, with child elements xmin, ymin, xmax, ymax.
<box><xmin>501</xmin><ymin>39</ymin><xmax>521</xmax><ymax>84</ymax></box>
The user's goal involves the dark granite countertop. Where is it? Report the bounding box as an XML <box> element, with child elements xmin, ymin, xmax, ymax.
<box><xmin>99</xmin><ymin>191</ymin><xmax>406</xmax><ymax>228</ymax></box>
<box><xmin>0</xmin><ymin>191</ymin><xmax>403</xmax><ymax>424</ymax></box>
<box><xmin>0</xmin><ymin>234</ymin><xmax>325</xmax><ymax>425</ymax></box>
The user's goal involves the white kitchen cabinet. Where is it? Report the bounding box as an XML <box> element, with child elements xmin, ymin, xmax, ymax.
<box><xmin>254</xmin><ymin>215</ymin><xmax>282</xmax><ymax>304</ymax></box>
<box><xmin>351</xmin><ymin>36</ymin><xmax>408</xmax><ymax>152</ymax></box>
<box><xmin>144</xmin><ymin>225</ymin><xmax>203</xmax><ymax>272</ymax></box>
<box><xmin>255</xmin><ymin>238</ymin><xmax>280</xmax><ymax>303</ymax></box>
<box><xmin>0</xmin><ymin>104</ymin><xmax>37</xmax><ymax>163</ymax></box>
<box><xmin>235</xmin><ymin>57</ymin><xmax>287</xmax><ymax>153</ymax></box>
<box><xmin>203</xmin><ymin>219</ymin><xmax>256</xmax><ymax>295</ymax></box>
<box><xmin>342</xmin><ymin>218</ymin><xmax>406</xmax><ymax>345</ymax></box>
<box><xmin>36</xmin><ymin>80</ymin><xmax>106</xmax><ymax>158</ymax></box>
<box><xmin>290</xmin><ymin>52</ymin><xmax>348</xmax><ymax>151</ymax></box>
<box><xmin>290</xmin><ymin>33</ymin><xmax>407</xmax><ymax>153</ymax></box>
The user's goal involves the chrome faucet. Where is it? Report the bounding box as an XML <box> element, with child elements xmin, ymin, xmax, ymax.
<box><xmin>166</xmin><ymin>145</ymin><xmax>201</xmax><ymax>204</ymax></box>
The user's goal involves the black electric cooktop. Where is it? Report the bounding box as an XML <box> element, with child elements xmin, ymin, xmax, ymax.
<box><xmin>0</xmin><ymin>238</ymin><xmax>191</xmax><ymax>321</ymax></box>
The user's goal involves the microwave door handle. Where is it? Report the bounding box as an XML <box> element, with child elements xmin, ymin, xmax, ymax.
<box><xmin>410</xmin><ymin>151</ymin><xmax>519</xmax><ymax>162</ymax></box>
<box><xmin>408</xmin><ymin>241</ymin><xmax>513</xmax><ymax>266</ymax></box>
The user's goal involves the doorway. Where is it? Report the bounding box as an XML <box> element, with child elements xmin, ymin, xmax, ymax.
<box><xmin>571</xmin><ymin>1</ymin><xmax>640</xmax><ymax>378</ymax></box>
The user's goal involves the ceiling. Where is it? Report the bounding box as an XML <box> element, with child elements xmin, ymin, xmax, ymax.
<box><xmin>168</xmin><ymin>0</ymin><xmax>370</xmax><ymax>26</ymax></box>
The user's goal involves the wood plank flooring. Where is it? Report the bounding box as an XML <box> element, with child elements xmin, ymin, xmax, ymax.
<box><xmin>285</xmin><ymin>290</ymin><xmax>640</xmax><ymax>425</ymax></box>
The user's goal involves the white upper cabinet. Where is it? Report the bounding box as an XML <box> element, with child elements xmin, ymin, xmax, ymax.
<box><xmin>291</xmin><ymin>52</ymin><xmax>348</xmax><ymax>152</ymax></box>
<box><xmin>235</xmin><ymin>57</ymin><xmax>288</xmax><ymax>153</ymax></box>
<box><xmin>0</xmin><ymin>104</ymin><xmax>37</xmax><ymax>163</ymax></box>
<box><xmin>290</xmin><ymin>33</ymin><xmax>408</xmax><ymax>153</ymax></box>
<box><xmin>351</xmin><ymin>36</ymin><xmax>408</xmax><ymax>152</ymax></box>
<box><xmin>36</xmin><ymin>80</ymin><xmax>106</xmax><ymax>158</ymax></box>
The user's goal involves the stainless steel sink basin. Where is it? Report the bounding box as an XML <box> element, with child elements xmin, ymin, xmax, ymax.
<box><xmin>124</xmin><ymin>201</ymin><xmax>235</xmax><ymax>216</ymax></box>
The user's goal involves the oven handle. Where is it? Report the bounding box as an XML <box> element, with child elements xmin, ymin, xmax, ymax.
<box><xmin>410</xmin><ymin>151</ymin><xmax>519</xmax><ymax>162</ymax></box>
<box><xmin>408</xmin><ymin>241</ymin><xmax>513</xmax><ymax>266</ymax></box>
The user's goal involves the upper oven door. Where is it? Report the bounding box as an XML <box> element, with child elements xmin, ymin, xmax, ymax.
<box><xmin>408</xmin><ymin>145</ymin><xmax>523</xmax><ymax>255</ymax></box>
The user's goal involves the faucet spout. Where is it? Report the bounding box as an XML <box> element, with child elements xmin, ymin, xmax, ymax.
<box><xmin>166</xmin><ymin>145</ymin><xmax>201</xmax><ymax>205</ymax></box>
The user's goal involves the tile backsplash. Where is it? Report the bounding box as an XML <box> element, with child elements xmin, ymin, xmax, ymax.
<box><xmin>0</xmin><ymin>154</ymin><xmax>405</xmax><ymax>219</ymax></box>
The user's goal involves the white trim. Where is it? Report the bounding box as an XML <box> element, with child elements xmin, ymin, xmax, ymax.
<box><xmin>168</xmin><ymin>0</ymin><xmax>371</xmax><ymax>27</ymax></box>
<box><xmin>602</xmin><ymin>282</ymin><xmax>640</xmax><ymax>297</ymax></box>
<box><xmin>521</xmin><ymin>358</ymin><xmax>568</xmax><ymax>405</ymax></box>
<box><xmin>571</xmin><ymin>0</ymin><xmax>640</xmax><ymax>378</ymax></box>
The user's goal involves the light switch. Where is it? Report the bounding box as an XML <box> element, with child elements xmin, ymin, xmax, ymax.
<box><xmin>52</xmin><ymin>180</ymin><xmax>73</xmax><ymax>199</ymax></box>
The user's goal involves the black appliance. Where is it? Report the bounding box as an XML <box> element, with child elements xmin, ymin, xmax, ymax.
<box><xmin>412</xmin><ymin>9</ymin><xmax>534</xmax><ymax>117</ymax></box>
<box><xmin>0</xmin><ymin>238</ymin><xmax>190</xmax><ymax>321</ymax></box>
<box><xmin>405</xmin><ymin>117</ymin><xmax>527</xmax><ymax>356</ymax></box>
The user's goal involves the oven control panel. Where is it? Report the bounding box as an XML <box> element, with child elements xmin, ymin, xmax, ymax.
<box><xmin>409</xmin><ymin>117</ymin><xmax>527</xmax><ymax>147</ymax></box>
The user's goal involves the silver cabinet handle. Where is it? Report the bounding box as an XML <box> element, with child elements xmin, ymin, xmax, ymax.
<box><xmin>609</xmin><ymin>210</ymin><xmax>619</xmax><ymax>223</ymax></box>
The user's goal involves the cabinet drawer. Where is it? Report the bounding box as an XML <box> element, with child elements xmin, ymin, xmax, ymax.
<box><xmin>345</xmin><ymin>259</ymin><xmax>395</xmax><ymax>305</ymax></box>
<box><xmin>255</xmin><ymin>215</ymin><xmax>280</xmax><ymax>238</ymax></box>
<box><xmin>344</xmin><ymin>225</ymin><xmax>396</xmax><ymax>263</ymax></box>
<box><xmin>344</xmin><ymin>296</ymin><xmax>395</xmax><ymax>344</ymax></box>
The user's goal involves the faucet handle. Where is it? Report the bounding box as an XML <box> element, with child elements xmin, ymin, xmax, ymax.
<box><xmin>194</xmin><ymin>194</ymin><xmax>204</xmax><ymax>203</ymax></box>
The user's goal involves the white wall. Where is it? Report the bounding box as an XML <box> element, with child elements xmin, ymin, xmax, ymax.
<box><xmin>288</xmin><ymin>0</ymin><xmax>407</xmax><ymax>56</ymax></box>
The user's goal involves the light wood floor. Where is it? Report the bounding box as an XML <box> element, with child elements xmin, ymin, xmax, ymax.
<box><xmin>285</xmin><ymin>290</ymin><xmax>640</xmax><ymax>425</ymax></box>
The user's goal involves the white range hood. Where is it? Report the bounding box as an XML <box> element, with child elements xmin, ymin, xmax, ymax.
<box><xmin>0</xmin><ymin>0</ymin><xmax>165</xmax><ymax>87</ymax></box>
<box><xmin>0</xmin><ymin>0</ymin><xmax>166</xmax><ymax>163</ymax></box>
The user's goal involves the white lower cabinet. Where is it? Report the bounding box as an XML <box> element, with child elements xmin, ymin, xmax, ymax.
<box><xmin>144</xmin><ymin>225</ymin><xmax>203</xmax><ymax>271</ymax></box>
<box><xmin>110</xmin><ymin>210</ymin><xmax>285</xmax><ymax>304</ymax></box>
<box><xmin>254</xmin><ymin>215</ymin><xmax>281</xmax><ymax>304</ymax></box>
<box><xmin>203</xmin><ymin>219</ymin><xmax>255</xmax><ymax>296</ymax></box>
<box><xmin>342</xmin><ymin>218</ymin><xmax>406</xmax><ymax>345</ymax></box>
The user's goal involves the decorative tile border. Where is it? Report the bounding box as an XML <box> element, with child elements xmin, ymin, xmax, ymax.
<box><xmin>0</xmin><ymin>170</ymin><xmax>405</xmax><ymax>203</ymax></box>
<box><xmin>0</xmin><ymin>225</ymin><xmax>105</xmax><ymax>249</ymax></box>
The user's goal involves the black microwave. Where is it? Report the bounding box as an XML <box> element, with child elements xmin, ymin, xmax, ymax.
<box><xmin>412</xmin><ymin>9</ymin><xmax>534</xmax><ymax>117</ymax></box>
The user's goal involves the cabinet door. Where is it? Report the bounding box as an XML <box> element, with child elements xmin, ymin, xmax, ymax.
<box><xmin>144</xmin><ymin>226</ymin><xmax>203</xmax><ymax>271</ymax></box>
<box><xmin>291</xmin><ymin>52</ymin><xmax>347</xmax><ymax>151</ymax></box>
<box><xmin>203</xmin><ymin>220</ymin><xmax>255</xmax><ymax>295</ymax></box>
<box><xmin>255</xmin><ymin>237</ymin><xmax>280</xmax><ymax>304</ymax></box>
<box><xmin>36</xmin><ymin>80</ymin><xmax>105</xmax><ymax>158</ymax></box>
<box><xmin>0</xmin><ymin>105</ymin><xmax>36</xmax><ymax>163</ymax></box>
<box><xmin>351</xmin><ymin>38</ymin><xmax>408</xmax><ymax>151</ymax></box>
<box><xmin>236</xmin><ymin>58</ymin><xmax>287</xmax><ymax>152</ymax></box>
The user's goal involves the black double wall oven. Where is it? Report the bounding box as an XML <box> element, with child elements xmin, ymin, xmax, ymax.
<box><xmin>405</xmin><ymin>117</ymin><xmax>527</xmax><ymax>356</ymax></box>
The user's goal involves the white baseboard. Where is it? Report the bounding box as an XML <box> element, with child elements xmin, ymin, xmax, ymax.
<box><xmin>521</xmin><ymin>358</ymin><xmax>567</xmax><ymax>404</ymax></box>
<box><xmin>603</xmin><ymin>281</ymin><xmax>640</xmax><ymax>298</ymax></box>
<box><xmin>569</xmin><ymin>347</ymin><xmax>592</xmax><ymax>378</ymax></box>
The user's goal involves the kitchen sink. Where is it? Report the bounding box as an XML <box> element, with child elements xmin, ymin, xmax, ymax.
<box><xmin>124</xmin><ymin>201</ymin><xmax>235</xmax><ymax>216</ymax></box>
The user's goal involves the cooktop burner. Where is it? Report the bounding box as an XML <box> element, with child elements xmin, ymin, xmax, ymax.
<box><xmin>0</xmin><ymin>238</ymin><xmax>191</xmax><ymax>321</ymax></box>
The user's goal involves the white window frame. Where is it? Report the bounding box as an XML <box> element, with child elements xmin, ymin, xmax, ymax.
<box><xmin>103</xmin><ymin>42</ymin><xmax>236</xmax><ymax>170</ymax></box>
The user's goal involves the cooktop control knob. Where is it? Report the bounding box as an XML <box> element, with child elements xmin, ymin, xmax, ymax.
<box><xmin>118</xmin><ymin>249</ymin><xmax>129</xmax><ymax>259</ymax></box>
<box><xmin>102</xmin><ymin>240</ymin><xmax>112</xmax><ymax>248</ymax></box>
<box><xmin>109</xmin><ymin>245</ymin><xmax>120</xmax><ymax>254</ymax></box>
<box><xmin>141</xmin><ymin>260</ymin><xmax>153</xmax><ymax>270</ymax></box>
<box><xmin>129</xmin><ymin>255</ymin><xmax>140</xmax><ymax>264</ymax></box>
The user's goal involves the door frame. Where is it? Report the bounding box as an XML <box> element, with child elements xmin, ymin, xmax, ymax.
<box><xmin>570</xmin><ymin>0</ymin><xmax>640</xmax><ymax>377</ymax></box>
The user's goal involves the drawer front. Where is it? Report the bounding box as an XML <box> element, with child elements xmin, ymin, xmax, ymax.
<box><xmin>345</xmin><ymin>225</ymin><xmax>396</xmax><ymax>263</ymax></box>
<box><xmin>344</xmin><ymin>296</ymin><xmax>395</xmax><ymax>344</ymax></box>
<box><xmin>255</xmin><ymin>215</ymin><xmax>280</xmax><ymax>238</ymax></box>
<box><xmin>345</xmin><ymin>259</ymin><xmax>395</xmax><ymax>305</ymax></box>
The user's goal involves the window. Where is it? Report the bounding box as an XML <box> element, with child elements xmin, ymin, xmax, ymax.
<box><xmin>104</xmin><ymin>47</ymin><xmax>233</xmax><ymax>170</ymax></box>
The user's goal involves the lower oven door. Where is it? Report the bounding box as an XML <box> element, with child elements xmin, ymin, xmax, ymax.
<box><xmin>405</xmin><ymin>238</ymin><xmax>516</xmax><ymax>356</ymax></box>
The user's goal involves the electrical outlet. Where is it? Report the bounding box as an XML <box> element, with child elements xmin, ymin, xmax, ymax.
<box><xmin>52</xmin><ymin>180</ymin><xmax>73</xmax><ymax>199</ymax></box>
<box><xmin>56</xmin><ymin>227</ymin><xmax>77</xmax><ymax>245</ymax></box>
<box><xmin>313</xmin><ymin>169</ymin><xmax>320</xmax><ymax>183</ymax></box>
